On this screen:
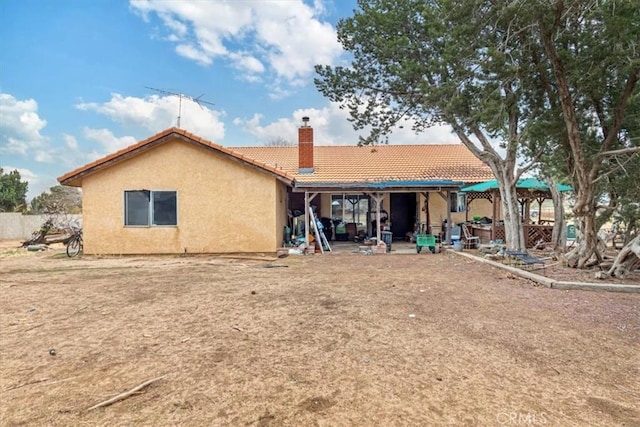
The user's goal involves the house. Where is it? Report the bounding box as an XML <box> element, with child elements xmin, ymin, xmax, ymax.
<box><xmin>58</xmin><ymin>118</ymin><xmax>495</xmax><ymax>254</ymax></box>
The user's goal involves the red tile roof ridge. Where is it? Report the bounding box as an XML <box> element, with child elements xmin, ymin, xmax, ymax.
<box><xmin>228</xmin><ymin>143</ymin><xmax>463</xmax><ymax>149</ymax></box>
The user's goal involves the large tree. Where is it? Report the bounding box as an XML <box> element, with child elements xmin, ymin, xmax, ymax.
<box><xmin>522</xmin><ymin>0</ymin><xmax>640</xmax><ymax>269</ymax></box>
<box><xmin>30</xmin><ymin>185</ymin><xmax>82</xmax><ymax>215</ymax></box>
<box><xmin>0</xmin><ymin>168</ymin><xmax>28</xmax><ymax>212</ymax></box>
<box><xmin>316</xmin><ymin>0</ymin><xmax>541</xmax><ymax>250</ymax></box>
<box><xmin>316</xmin><ymin>0</ymin><xmax>639</xmax><ymax>261</ymax></box>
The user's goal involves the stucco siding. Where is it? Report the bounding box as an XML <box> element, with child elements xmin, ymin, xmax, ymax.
<box><xmin>467</xmin><ymin>199</ymin><xmax>493</xmax><ymax>219</ymax></box>
<box><xmin>81</xmin><ymin>138</ymin><xmax>281</xmax><ymax>254</ymax></box>
<box><xmin>275</xmin><ymin>182</ymin><xmax>288</xmax><ymax>248</ymax></box>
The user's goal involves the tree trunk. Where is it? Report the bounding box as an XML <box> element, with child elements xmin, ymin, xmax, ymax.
<box><xmin>566</xmin><ymin>211</ymin><xmax>602</xmax><ymax>268</ymax></box>
<box><xmin>447</xmin><ymin>117</ymin><xmax>529</xmax><ymax>251</ymax></box>
<box><xmin>545</xmin><ymin>176</ymin><xmax>566</xmax><ymax>252</ymax></box>
<box><xmin>599</xmin><ymin>235</ymin><xmax>640</xmax><ymax>279</ymax></box>
<box><xmin>565</xmin><ymin>177</ymin><xmax>607</xmax><ymax>268</ymax></box>
<box><xmin>494</xmin><ymin>169</ymin><xmax>526</xmax><ymax>251</ymax></box>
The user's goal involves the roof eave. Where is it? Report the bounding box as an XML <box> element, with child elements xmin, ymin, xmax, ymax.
<box><xmin>292</xmin><ymin>179</ymin><xmax>466</xmax><ymax>192</ymax></box>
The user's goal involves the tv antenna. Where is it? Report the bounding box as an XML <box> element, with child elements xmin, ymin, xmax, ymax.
<box><xmin>145</xmin><ymin>86</ymin><xmax>215</xmax><ymax>128</ymax></box>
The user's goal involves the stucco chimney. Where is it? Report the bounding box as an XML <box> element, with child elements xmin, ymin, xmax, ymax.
<box><xmin>298</xmin><ymin>116</ymin><xmax>314</xmax><ymax>173</ymax></box>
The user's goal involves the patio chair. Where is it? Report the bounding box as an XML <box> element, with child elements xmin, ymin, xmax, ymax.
<box><xmin>461</xmin><ymin>224</ymin><xmax>480</xmax><ymax>249</ymax></box>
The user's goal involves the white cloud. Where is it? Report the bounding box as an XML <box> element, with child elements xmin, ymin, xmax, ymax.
<box><xmin>160</xmin><ymin>13</ymin><xmax>188</xmax><ymax>38</ymax></box>
<box><xmin>0</xmin><ymin>93</ymin><xmax>48</xmax><ymax>157</ymax></box>
<box><xmin>234</xmin><ymin>102</ymin><xmax>458</xmax><ymax>146</ymax></box>
<box><xmin>129</xmin><ymin>0</ymin><xmax>343</xmax><ymax>96</ymax></box>
<box><xmin>63</xmin><ymin>134</ymin><xmax>78</xmax><ymax>150</ymax></box>
<box><xmin>82</xmin><ymin>127</ymin><xmax>138</xmax><ymax>153</ymax></box>
<box><xmin>76</xmin><ymin>92</ymin><xmax>225</xmax><ymax>142</ymax></box>
<box><xmin>175</xmin><ymin>43</ymin><xmax>213</xmax><ymax>65</ymax></box>
<box><xmin>34</xmin><ymin>150</ymin><xmax>54</xmax><ymax>163</ymax></box>
<box><xmin>228</xmin><ymin>52</ymin><xmax>265</xmax><ymax>76</ymax></box>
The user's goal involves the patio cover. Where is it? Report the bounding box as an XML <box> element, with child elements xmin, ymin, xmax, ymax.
<box><xmin>460</xmin><ymin>178</ymin><xmax>572</xmax><ymax>193</ymax></box>
<box><xmin>460</xmin><ymin>178</ymin><xmax>573</xmax><ymax>241</ymax></box>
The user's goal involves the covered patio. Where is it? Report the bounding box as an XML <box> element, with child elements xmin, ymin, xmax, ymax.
<box><xmin>295</xmin><ymin>183</ymin><xmax>467</xmax><ymax>252</ymax></box>
<box><xmin>461</xmin><ymin>179</ymin><xmax>573</xmax><ymax>248</ymax></box>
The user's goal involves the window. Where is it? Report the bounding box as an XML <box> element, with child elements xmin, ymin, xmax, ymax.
<box><xmin>331</xmin><ymin>194</ymin><xmax>369</xmax><ymax>224</ymax></box>
<box><xmin>125</xmin><ymin>190</ymin><xmax>177</xmax><ymax>226</ymax></box>
<box><xmin>449</xmin><ymin>192</ymin><xmax>466</xmax><ymax>213</ymax></box>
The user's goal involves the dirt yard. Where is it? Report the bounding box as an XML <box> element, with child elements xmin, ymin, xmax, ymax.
<box><xmin>1</xmin><ymin>245</ymin><xmax>639</xmax><ymax>426</ymax></box>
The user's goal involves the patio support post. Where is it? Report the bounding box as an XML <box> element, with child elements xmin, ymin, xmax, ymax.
<box><xmin>421</xmin><ymin>192</ymin><xmax>430</xmax><ymax>234</ymax></box>
<box><xmin>536</xmin><ymin>197</ymin><xmax>545</xmax><ymax>224</ymax></box>
<box><xmin>370</xmin><ymin>192</ymin><xmax>384</xmax><ymax>244</ymax></box>
<box><xmin>446</xmin><ymin>190</ymin><xmax>452</xmax><ymax>243</ymax></box>
<box><xmin>304</xmin><ymin>191</ymin><xmax>310</xmax><ymax>246</ymax></box>
<box><xmin>436</xmin><ymin>190</ymin><xmax>452</xmax><ymax>243</ymax></box>
<box><xmin>465</xmin><ymin>194</ymin><xmax>469</xmax><ymax>222</ymax></box>
<box><xmin>366</xmin><ymin>194</ymin><xmax>372</xmax><ymax>237</ymax></box>
<box><xmin>304</xmin><ymin>192</ymin><xmax>319</xmax><ymax>247</ymax></box>
<box><xmin>492</xmin><ymin>190</ymin><xmax>498</xmax><ymax>241</ymax></box>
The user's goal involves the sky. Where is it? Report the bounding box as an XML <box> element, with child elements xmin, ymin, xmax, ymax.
<box><xmin>1</xmin><ymin>0</ymin><xmax>456</xmax><ymax>200</ymax></box>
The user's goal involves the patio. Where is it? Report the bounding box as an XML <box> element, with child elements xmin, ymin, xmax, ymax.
<box><xmin>461</xmin><ymin>178</ymin><xmax>573</xmax><ymax>248</ymax></box>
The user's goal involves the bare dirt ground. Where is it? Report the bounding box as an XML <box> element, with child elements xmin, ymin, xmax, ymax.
<box><xmin>1</xmin><ymin>242</ymin><xmax>639</xmax><ymax>426</ymax></box>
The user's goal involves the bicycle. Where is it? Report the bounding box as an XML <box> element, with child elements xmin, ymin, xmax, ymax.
<box><xmin>66</xmin><ymin>229</ymin><xmax>83</xmax><ymax>257</ymax></box>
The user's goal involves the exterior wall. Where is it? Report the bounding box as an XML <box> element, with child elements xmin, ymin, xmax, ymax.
<box><xmin>417</xmin><ymin>192</ymin><xmax>494</xmax><ymax>227</ymax></box>
<box><xmin>275</xmin><ymin>181</ymin><xmax>289</xmax><ymax>247</ymax></box>
<box><xmin>81</xmin><ymin>138</ymin><xmax>282</xmax><ymax>254</ymax></box>
<box><xmin>0</xmin><ymin>213</ymin><xmax>49</xmax><ymax>240</ymax></box>
<box><xmin>0</xmin><ymin>213</ymin><xmax>82</xmax><ymax>240</ymax></box>
<box><xmin>320</xmin><ymin>193</ymin><xmax>332</xmax><ymax>219</ymax></box>
<box><xmin>467</xmin><ymin>199</ymin><xmax>493</xmax><ymax>220</ymax></box>
<box><xmin>417</xmin><ymin>192</ymin><xmax>462</xmax><ymax>226</ymax></box>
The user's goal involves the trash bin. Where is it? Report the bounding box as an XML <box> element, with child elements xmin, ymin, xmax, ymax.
<box><xmin>381</xmin><ymin>231</ymin><xmax>393</xmax><ymax>252</ymax></box>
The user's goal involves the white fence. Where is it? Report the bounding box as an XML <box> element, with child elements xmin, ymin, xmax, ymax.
<box><xmin>0</xmin><ymin>213</ymin><xmax>82</xmax><ymax>240</ymax></box>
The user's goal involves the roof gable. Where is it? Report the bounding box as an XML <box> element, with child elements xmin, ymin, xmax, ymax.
<box><xmin>57</xmin><ymin>128</ymin><xmax>295</xmax><ymax>186</ymax></box>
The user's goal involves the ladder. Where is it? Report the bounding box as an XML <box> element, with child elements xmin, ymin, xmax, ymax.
<box><xmin>309</xmin><ymin>206</ymin><xmax>332</xmax><ymax>253</ymax></box>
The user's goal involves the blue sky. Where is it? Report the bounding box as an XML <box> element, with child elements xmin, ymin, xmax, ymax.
<box><xmin>1</xmin><ymin>0</ymin><xmax>454</xmax><ymax>200</ymax></box>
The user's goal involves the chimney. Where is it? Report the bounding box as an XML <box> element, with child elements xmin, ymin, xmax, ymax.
<box><xmin>298</xmin><ymin>116</ymin><xmax>314</xmax><ymax>173</ymax></box>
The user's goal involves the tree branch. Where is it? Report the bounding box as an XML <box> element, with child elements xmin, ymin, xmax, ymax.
<box><xmin>516</xmin><ymin>150</ymin><xmax>545</xmax><ymax>180</ymax></box>
<box><xmin>597</xmin><ymin>146</ymin><xmax>640</xmax><ymax>159</ymax></box>
<box><xmin>598</xmin><ymin>67</ymin><xmax>640</xmax><ymax>155</ymax></box>
<box><xmin>448</xmin><ymin>117</ymin><xmax>498</xmax><ymax>164</ymax></box>
<box><xmin>539</xmin><ymin>18</ymin><xmax>589</xmax><ymax>189</ymax></box>
<box><xmin>87</xmin><ymin>375</ymin><xmax>167</xmax><ymax>411</ymax></box>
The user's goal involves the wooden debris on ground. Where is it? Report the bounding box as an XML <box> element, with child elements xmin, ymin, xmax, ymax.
<box><xmin>87</xmin><ymin>375</ymin><xmax>167</xmax><ymax>411</ymax></box>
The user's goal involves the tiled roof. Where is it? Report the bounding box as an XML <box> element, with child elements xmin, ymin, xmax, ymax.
<box><xmin>232</xmin><ymin>144</ymin><xmax>493</xmax><ymax>187</ymax></box>
<box><xmin>58</xmin><ymin>127</ymin><xmax>494</xmax><ymax>189</ymax></box>
<box><xmin>57</xmin><ymin>128</ymin><xmax>296</xmax><ymax>186</ymax></box>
